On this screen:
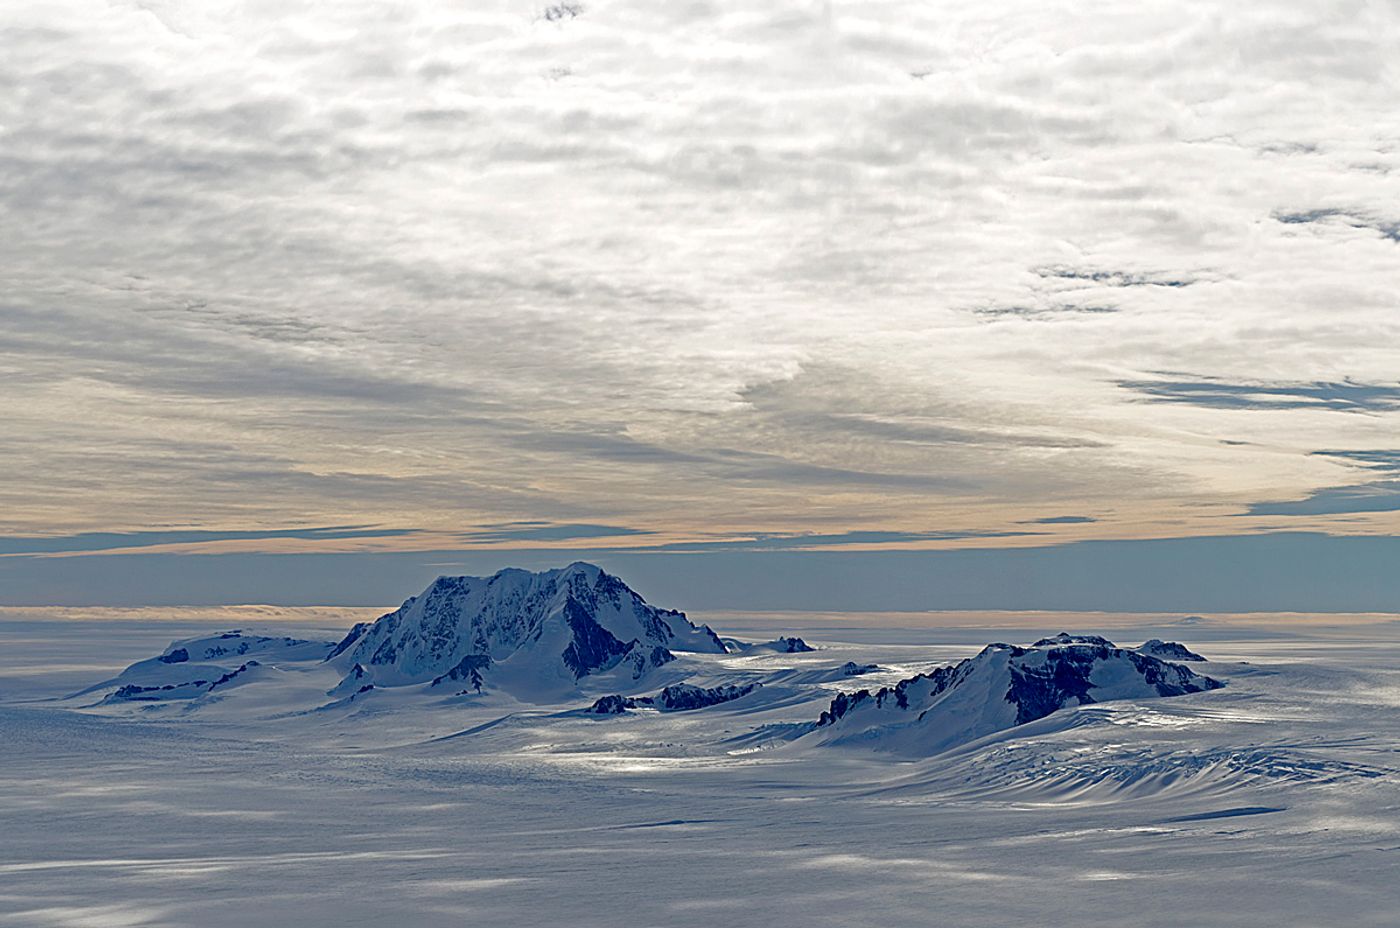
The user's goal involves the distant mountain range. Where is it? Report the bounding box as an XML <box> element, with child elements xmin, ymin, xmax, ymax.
<box><xmin>68</xmin><ymin>565</ymin><xmax>1224</xmax><ymax>761</ymax></box>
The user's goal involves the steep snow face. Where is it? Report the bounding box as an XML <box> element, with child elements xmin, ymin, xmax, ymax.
<box><xmin>1138</xmin><ymin>639</ymin><xmax>1208</xmax><ymax>662</ymax></box>
<box><xmin>330</xmin><ymin>563</ymin><xmax>725</xmax><ymax>689</ymax></box>
<box><xmin>809</xmin><ymin>638</ymin><xmax>1222</xmax><ymax>756</ymax></box>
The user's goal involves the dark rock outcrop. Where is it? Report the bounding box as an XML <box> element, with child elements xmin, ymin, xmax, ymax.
<box><xmin>657</xmin><ymin>682</ymin><xmax>759</xmax><ymax>710</ymax></box>
<box><xmin>208</xmin><ymin>661</ymin><xmax>260</xmax><ymax>691</ymax></box>
<box><xmin>588</xmin><ymin>694</ymin><xmax>636</xmax><ymax>714</ymax></box>
<box><xmin>429</xmin><ymin>654</ymin><xmax>492</xmax><ymax>693</ymax></box>
<box><xmin>587</xmin><ymin>682</ymin><xmax>761</xmax><ymax>715</ymax></box>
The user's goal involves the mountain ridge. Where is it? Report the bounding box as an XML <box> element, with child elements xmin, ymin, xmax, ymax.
<box><xmin>809</xmin><ymin>636</ymin><xmax>1222</xmax><ymax>756</ymax></box>
<box><xmin>327</xmin><ymin>562</ymin><xmax>726</xmax><ymax>693</ymax></box>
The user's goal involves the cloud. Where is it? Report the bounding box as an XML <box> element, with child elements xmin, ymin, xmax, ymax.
<box><xmin>1243</xmin><ymin>450</ymin><xmax>1400</xmax><ymax>523</ymax></box>
<box><xmin>454</xmin><ymin>522</ymin><xmax>652</xmax><ymax>543</ymax></box>
<box><xmin>2</xmin><ymin>0</ymin><xmax>1399</xmax><ymax>560</ymax></box>
<box><xmin>1034</xmin><ymin>267</ymin><xmax>1200</xmax><ymax>288</ymax></box>
<box><xmin>1116</xmin><ymin>377</ymin><xmax>1400</xmax><ymax>412</ymax></box>
<box><xmin>973</xmin><ymin>304</ymin><xmax>1120</xmax><ymax>319</ymax></box>
<box><xmin>1312</xmin><ymin>450</ymin><xmax>1400</xmax><ymax>473</ymax></box>
<box><xmin>0</xmin><ymin>521</ymin><xmax>658</xmax><ymax>557</ymax></box>
<box><xmin>1019</xmin><ymin>516</ymin><xmax>1098</xmax><ymax>525</ymax></box>
<box><xmin>0</xmin><ymin>526</ymin><xmax>419</xmax><ymax>557</ymax></box>
<box><xmin>1245</xmin><ymin>482</ymin><xmax>1400</xmax><ymax>517</ymax></box>
<box><xmin>1242</xmin><ymin>449</ymin><xmax>1400</xmax><ymax>516</ymax></box>
<box><xmin>1274</xmin><ymin>208</ymin><xmax>1400</xmax><ymax>242</ymax></box>
<box><xmin>638</xmin><ymin>529</ymin><xmax>1047</xmax><ymax>552</ymax></box>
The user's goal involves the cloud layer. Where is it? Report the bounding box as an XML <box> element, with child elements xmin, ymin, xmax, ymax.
<box><xmin>3</xmin><ymin>0</ymin><xmax>1399</xmax><ymax>560</ymax></box>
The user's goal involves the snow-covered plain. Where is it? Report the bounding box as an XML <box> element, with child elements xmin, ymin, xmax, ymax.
<box><xmin>3</xmin><ymin>610</ymin><xmax>1400</xmax><ymax>927</ymax></box>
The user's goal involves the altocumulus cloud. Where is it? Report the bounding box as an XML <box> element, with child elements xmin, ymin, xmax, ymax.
<box><xmin>1</xmin><ymin>0</ymin><xmax>1399</xmax><ymax>583</ymax></box>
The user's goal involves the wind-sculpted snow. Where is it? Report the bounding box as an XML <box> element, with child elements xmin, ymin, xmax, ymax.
<box><xmin>329</xmin><ymin>563</ymin><xmax>725</xmax><ymax>694</ymax></box>
<box><xmin>916</xmin><ymin>737</ymin><xmax>1390</xmax><ymax>802</ymax></box>
<box><xmin>1137</xmin><ymin>639</ymin><xmax>1208</xmax><ymax>661</ymax></box>
<box><xmin>22</xmin><ymin>618</ymin><xmax>1400</xmax><ymax>927</ymax></box>
<box><xmin>761</xmin><ymin>661</ymin><xmax>883</xmax><ymax>687</ymax></box>
<box><xmin>810</xmin><ymin>636</ymin><xmax>1221</xmax><ymax>756</ymax></box>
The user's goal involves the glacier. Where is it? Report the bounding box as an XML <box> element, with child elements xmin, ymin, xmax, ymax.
<box><xmin>3</xmin><ymin>575</ymin><xmax>1399</xmax><ymax>927</ymax></box>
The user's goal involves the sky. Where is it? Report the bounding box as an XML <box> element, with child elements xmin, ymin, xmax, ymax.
<box><xmin>2</xmin><ymin>0</ymin><xmax>1399</xmax><ymax>609</ymax></box>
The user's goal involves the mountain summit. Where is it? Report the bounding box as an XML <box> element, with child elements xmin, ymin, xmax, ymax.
<box><xmin>327</xmin><ymin>563</ymin><xmax>726</xmax><ymax>693</ymax></box>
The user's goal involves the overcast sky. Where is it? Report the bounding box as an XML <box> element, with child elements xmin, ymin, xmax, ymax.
<box><xmin>3</xmin><ymin>0</ymin><xmax>1399</xmax><ymax>606</ymax></box>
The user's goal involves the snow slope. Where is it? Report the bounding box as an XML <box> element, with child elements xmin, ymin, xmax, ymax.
<box><xmin>69</xmin><ymin>631</ymin><xmax>334</xmax><ymax>704</ymax></box>
<box><xmin>807</xmin><ymin>638</ymin><xmax>1221</xmax><ymax>756</ymax></box>
<box><xmin>3</xmin><ymin>617</ymin><xmax>1399</xmax><ymax>927</ymax></box>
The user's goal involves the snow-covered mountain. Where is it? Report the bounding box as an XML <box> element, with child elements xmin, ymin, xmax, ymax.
<box><xmin>71</xmin><ymin>631</ymin><xmax>334</xmax><ymax>703</ymax></box>
<box><xmin>327</xmin><ymin>563</ymin><xmax>726</xmax><ymax>693</ymax></box>
<box><xmin>807</xmin><ymin>636</ymin><xmax>1222</xmax><ymax>756</ymax></box>
<box><xmin>1137</xmin><ymin>639</ymin><xmax>1208</xmax><ymax>661</ymax></box>
<box><xmin>723</xmin><ymin>636</ymin><xmax>816</xmax><ymax>654</ymax></box>
<box><xmin>1040</xmin><ymin>632</ymin><xmax>1208</xmax><ymax>663</ymax></box>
